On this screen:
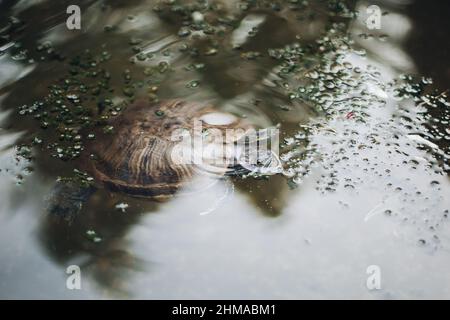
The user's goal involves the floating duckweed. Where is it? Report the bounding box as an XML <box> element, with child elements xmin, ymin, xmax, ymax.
<box><xmin>32</xmin><ymin>137</ymin><xmax>43</xmax><ymax>145</ymax></box>
<box><xmin>86</xmin><ymin>230</ymin><xmax>102</xmax><ymax>243</ymax></box>
<box><xmin>306</xmin><ymin>71</ymin><xmax>319</xmax><ymax>79</ymax></box>
<box><xmin>123</xmin><ymin>87</ymin><xmax>134</xmax><ymax>97</ymax></box>
<box><xmin>343</xmin><ymin>62</ymin><xmax>353</xmax><ymax>69</ymax></box>
<box><xmin>279</xmin><ymin>105</ymin><xmax>292</xmax><ymax>111</ymax></box>
<box><xmin>136</xmin><ymin>52</ymin><xmax>147</xmax><ymax>61</ymax></box>
<box><xmin>185</xmin><ymin>63</ymin><xmax>205</xmax><ymax>71</ymax></box>
<box><xmin>131</xmin><ymin>46</ymin><xmax>142</xmax><ymax>53</ymax></box>
<box><xmin>148</xmin><ymin>93</ymin><xmax>159</xmax><ymax>102</ymax></box>
<box><xmin>16</xmin><ymin>145</ymin><xmax>33</xmax><ymax>160</ymax></box>
<box><xmin>115</xmin><ymin>202</ymin><xmax>129</xmax><ymax>213</ymax></box>
<box><xmin>325</xmin><ymin>81</ymin><xmax>335</xmax><ymax>89</ymax></box>
<box><xmin>66</xmin><ymin>94</ymin><xmax>79</xmax><ymax>101</ymax></box>
<box><xmin>204</xmin><ymin>48</ymin><xmax>218</xmax><ymax>56</ymax></box>
<box><xmin>129</xmin><ymin>37</ymin><xmax>143</xmax><ymax>45</ymax></box>
<box><xmin>103</xmin><ymin>125</ymin><xmax>114</xmax><ymax>134</ymax></box>
<box><xmin>148</xmin><ymin>86</ymin><xmax>158</xmax><ymax>93</ymax></box>
<box><xmin>241</xmin><ymin>51</ymin><xmax>262</xmax><ymax>60</ymax></box>
<box><xmin>143</xmin><ymin>67</ymin><xmax>155</xmax><ymax>76</ymax></box>
<box><xmin>178</xmin><ymin>27</ymin><xmax>191</xmax><ymax>37</ymax></box>
<box><xmin>158</xmin><ymin>61</ymin><xmax>169</xmax><ymax>73</ymax></box>
<box><xmin>17</xmin><ymin>50</ymin><xmax>118</xmax><ymax>163</ymax></box>
<box><xmin>186</xmin><ymin>80</ymin><xmax>200</xmax><ymax>88</ymax></box>
<box><xmin>123</xmin><ymin>69</ymin><xmax>132</xmax><ymax>82</ymax></box>
<box><xmin>179</xmin><ymin>44</ymin><xmax>189</xmax><ymax>52</ymax></box>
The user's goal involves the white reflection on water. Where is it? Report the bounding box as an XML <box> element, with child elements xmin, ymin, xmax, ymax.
<box><xmin>123</xmin><ymin>175</ymin><xmax>450</xmax><ymax>299</ymax></box>
<box><xmin>0</xmin><ymin>152</ymin><xmax>449</xmax><ymax>298</ymax></box>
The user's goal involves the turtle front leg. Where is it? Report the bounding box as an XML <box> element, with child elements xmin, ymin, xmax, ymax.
<box><xmin>46</xmin><ymin>181</ymin><xmax>96</xmax><ymax>222</ymax></box>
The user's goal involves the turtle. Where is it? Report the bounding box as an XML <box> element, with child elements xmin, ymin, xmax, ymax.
<box><xmin>46</xmin><ymin>99</ymin><xmax>282</xmax><ymax>220</ymax></box>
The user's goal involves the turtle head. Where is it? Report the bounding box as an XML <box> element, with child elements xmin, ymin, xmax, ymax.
<box><xmin>229</xmin><ymin>126</ymin><xmax>283</xmax><ymax>176</ymax></box>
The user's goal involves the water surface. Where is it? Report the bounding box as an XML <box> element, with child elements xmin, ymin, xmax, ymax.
<box><xmin>0</xmin><ymin>0</ymin><xmax>449</xmax><ymax>299</ymax></box>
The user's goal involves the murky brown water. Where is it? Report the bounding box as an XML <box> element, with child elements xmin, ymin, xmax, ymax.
<box><xmin>0</xmin><ymin>0</ymin><xmax>449</xmax><ymax>299</ymax></box>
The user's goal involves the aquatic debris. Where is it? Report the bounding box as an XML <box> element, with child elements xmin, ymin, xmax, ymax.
<box><xmin>15</xmin><ymin>49</ymin><xmax>139</xmax><ymax>166</ymax></box>
<box><xmin>417</xmin><ymin>239</ymin><xmax>426</xmax><ymax>246</ymax></box>
<box><xmin>86</xmin><ymin>230</ymin><xmax>102</xmax><ymax>243</ymax></box>
<box><xmin>204</xmin><ymin>48</ymin><xmax>218</xmax><ymax>56</ymax></box>
<box><xmin>240</xmin><ymin>51</ymin><xmax>262</xmax><ymax>60</ymax></box>
<box><xmin>115</xmin><ymin>202</ymin><xmax>129</xmax><ymax>213</ymax></box>
<box><xmin>57</xmin><ymin>169</ymin><xmax>94</xmax><ymax>188</ymax></box>
<box><xmin>186</xmin><ymin>80</ymin><xmax>200</xmax><ymax>88</ymax></box>
<box><xmin>158</xmin><ymin>61</ymin><xmax>170</xmax><ymax>73</ymax></box>
<box><xmin>178</xmin><ymin>27</ymin><xmax>191</xmax><ymax>37</ymax></box>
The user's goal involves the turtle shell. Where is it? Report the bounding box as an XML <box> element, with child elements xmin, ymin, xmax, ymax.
<box><xmin>84</xmin><ymin>99</ymin><xmax>252</xmax><ymax>200</ymax></box>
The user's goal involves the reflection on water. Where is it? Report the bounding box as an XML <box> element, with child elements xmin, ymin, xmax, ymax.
<box><xmin>0</xmin><ymin>0</ymin><xmax>449</xmax><ymax>299</ymax></box>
